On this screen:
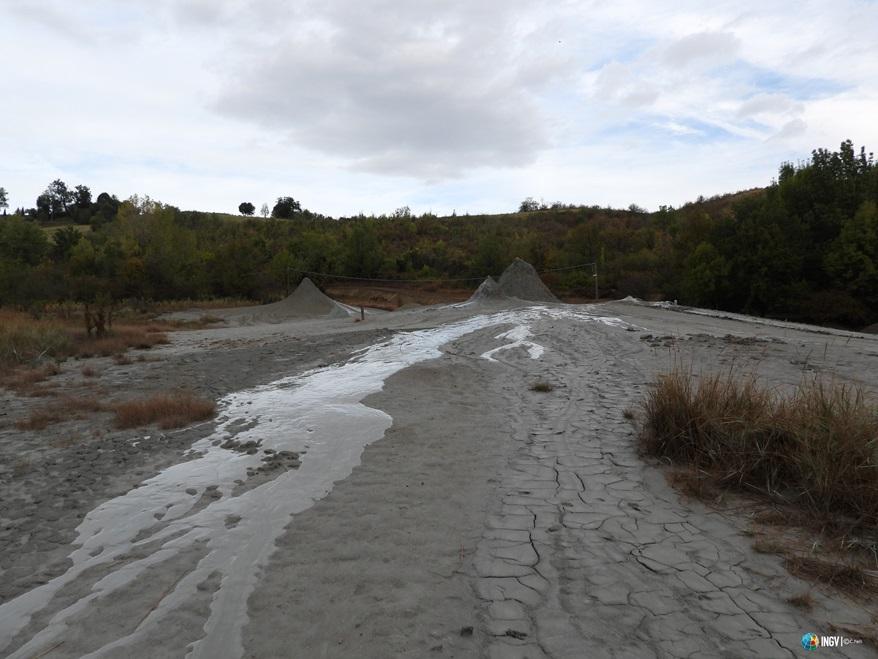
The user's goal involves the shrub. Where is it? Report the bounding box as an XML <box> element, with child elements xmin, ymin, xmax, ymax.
<box><xmin>15</xmin><ymin>396</ymin><xmax>106</xmax><ymax>430</ymax></box>
<box><xmin>0</xmin><ymin>312</ymin><xmax>71</xmax><ymax>371</ymax></box>
<box><xmin>113</xmin><ymin>392</ymin><xmax>216</xmax><ymax>429</ymax></box>
<box><xmin>640</xmin><ymin>368</ymin><xmax>878</xmax><ymax>528</ymax></box>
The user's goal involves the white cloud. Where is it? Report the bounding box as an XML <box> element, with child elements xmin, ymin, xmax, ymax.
<box><xmin>0</xmin><ymin>0</ymin><xmax>876</xmax><ymax>215</ymax></box>
<box><xmin>661</xmin><ymin>31</ymin><xmax>741</xmax><ymax>68</ymax></box>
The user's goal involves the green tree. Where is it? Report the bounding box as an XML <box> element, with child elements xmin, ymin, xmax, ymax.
<box><xmin>344</xmin><ymin>222</ymin><xmax>382</xmax><ymax>277</ymax></box>
<box><xmin>682</xmin><ymin>242</ymin><xmax>729</xmax><ymax>307</ymax></box>
<box><xmin>519</xmin><ymin>197</ymin><xmax>540</xmax><ymax>212</ymax></box>
<box><xmin>238</xmin><ymin>202</ymin><xmax>256</xmax><ymax>216</ymax></box>
<box><xmin>51</xmin><ymin>226</ymin><xmax>84</xmax><ymax>261</ymax></box>
<box><xmin>272</xmin><ymin>197</ymin><xmax>302</xmax><ymax>219</ymax></box>
<box><xmin>92</xmin><ymin>192</ymin><xmax>120</xmax><ymax>226</ymax></box>
<box><xmin>73</xmin><ymin>184</ymin><xmax>92</xmax><ymax>208</ymax></box>
<box><xmin>0</xmin><ymin>187</ymin><xmax>8</xmax><ymax>215</ymax></box>
<box><xmin>825</xmin><ymin>201</ymin><xmax>878</xmax><ymax>304</ymax></box>
<box><xmin>0</xmin><ymin>214</ymin><xmax>49</xmax><ymax>265</ymax></box>
<box><xmin>39</xmin><ymin>179</ymin><xmax>73</xmax><ymax>220</ymax></box>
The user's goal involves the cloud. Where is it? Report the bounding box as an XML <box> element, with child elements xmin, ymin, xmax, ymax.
<box><xmin>737</xmin><ymin>93</ymin><xmax>802</xmax><ymax>118</ymax></box>
<box><xmin>592</xmin><ymin>62</ymin><xmax>659</xmax><ymax>107</ymax></box>
<box><xmin>213</xmin><ymin>0</ymin><xmax>550</xmax><ymax>179</ymax></box>
<box><xmin>772</xmin><ymin>117</ymin><xmax>807</xmax><ymax>141</ymax></box>
<box><xmin>1</xmin><ymin>0</ymin><xmax>877</xmax><ymax>215</ymax></box>
<box><xmin>662</xmin><ymin>31</ymin><xmax>741</xmax><ymax>68</ymax></box>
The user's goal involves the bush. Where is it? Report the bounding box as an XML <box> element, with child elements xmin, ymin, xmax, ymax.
<box><xmin>114</xmin><ymin>392</ymin><xmax>216</xmax><ymax>429</ymax></box>
<box><xmin>0</xmin><ymin>311</ymin><xmax>72</xmax><ymax>371</ymax></box>
<box><xmin>640</xmin><ymin>368</ymin><xmax>878</xmax><ymax>528</ymax></box>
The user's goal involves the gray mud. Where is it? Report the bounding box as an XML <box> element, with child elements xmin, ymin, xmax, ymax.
<box><xmin>2</xmin><ymin>297</ymin><xmax>877</xmax><ymax>658</ymax></box>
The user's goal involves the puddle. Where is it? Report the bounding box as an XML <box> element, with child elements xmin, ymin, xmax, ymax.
<box><xmin>0</xmin><ymin>304</ymin><xmax>638</xmax><ymax>659</ymax></box>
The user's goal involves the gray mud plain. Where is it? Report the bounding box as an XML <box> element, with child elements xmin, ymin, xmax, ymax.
<box><xmin>2</xmin><ymin>298</ymin><xmax>878</xmax><ymax>658</ymax></box>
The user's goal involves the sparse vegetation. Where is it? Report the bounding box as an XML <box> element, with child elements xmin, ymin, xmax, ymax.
<box><xmin>785</xmin><ymin>556</ymin><xmax>873</xmax><ymax>597</ymax></box>
<box><xmin>15</xmin><ymin>396</ymin><xmax>107</xmax><ymax>430</ymax></box>
<box><xmin>787</xmin><ymin>591</ymin><xmax>815</xmax><ymax>610</ymax></box>
<box><xmin>113</xmin><ymin>392</ymin><xmax>216</xmax><ymax>429</ymax></box>
<box><xmin>640</xmin><ymin>368</ymin><xmax>878</xmax><ymax>529</ymax></box>
<box><xmin>530</xmin><ymin>381</ymin><xmax>554</xmax><ymax>392</ymax></box>
<box><xmin>0</xmin><ymin>311</ymin><xmax>72</xmax><ymax>370</ymax></box>
<box><xmin>0</xmin><ymin>310</ymin><xmax>170</xmax><ymax>392</ymax></box>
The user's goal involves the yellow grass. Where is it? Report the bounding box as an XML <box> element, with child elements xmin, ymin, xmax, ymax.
<box><xmin>640</xmin><ymin>368</ymin><xmax>878</xmax><ymax>529</ymax></box>
<box><xmin>113</xmin><ymin>392</ymin><xmax>216</xmax><ymax>429</ymax></box>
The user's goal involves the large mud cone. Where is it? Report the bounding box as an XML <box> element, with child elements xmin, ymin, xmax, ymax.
<box><xmin>467</xmin><ymin>276</ymin><xmax>505</xmax><ymax>303</ymax></box>
<box><xmin>276</xmin><ymin>277</ymin><xmax>351</xmax><ymax>318</ymax></box>
<box><xmin>497</xmin><ymin>258</ymin><xmax>558</xmax><ymax>302</ymax></box>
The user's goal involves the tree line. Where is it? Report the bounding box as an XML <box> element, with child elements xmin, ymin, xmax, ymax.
<box><xmin>0</xmin><ymin>140</ymin><xmax>875</xmax><ymax>329</ymax></box>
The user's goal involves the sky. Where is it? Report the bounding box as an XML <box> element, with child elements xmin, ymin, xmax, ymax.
<box><xmin>1</xmin><ymin>0</ymin><xmax>876</xmax><ymax>217</ymax></box>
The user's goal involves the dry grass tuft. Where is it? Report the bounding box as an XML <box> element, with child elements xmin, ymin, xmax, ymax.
<box><xmin>787</xmin><ymin>591</ymin><xmax>815</xmax><ymax>610</ymax></box>
<box><xmin>81</xmin><ymin>365</ymin><xmax>98</xmax><ymax>377</ymax></box>
<box><xmin>15</xmin><ymin>396</ymin><xmax>107</xmax><ymax>430</ymax></box>
<box><xmin>1</xmin><ymin>363</ymin><xmax>62</xmax><ymax>395</ymax></box>
<box><xmin>1</xmin><ymin>310</ymin><xmax>171</xmax><ymax>391</ymax></box>
<box><xmin>75</xmin><ymin>326</ymin><xmax>170</xmax><ymax>358</ymax></box>
<box><xmin>640</xmin><ymin>368</ymin><xmax>878</xmax><ymax>530</ymax></box>
<box><xmin>113</xmin><ymin>392</ymin><xmax>216</xmax><ymax>430</ymax></box>
<box><xmin>530</xmin><ymin>381</ymin><xmax>554</xmax><ymax>393</ymax></box>
<box><xmin>666</xmin><ymin>466</ymin><xmax>721</xmax><ymax>501</ymax></box>
<box><xmin>0</xmin><ymin>311</ymin><xmax>72</xmax><ymax>371</ymax></box>
<box><xmin>752</xmin><ymin>538</ymin><xmax>788</xmax><ymax>554</ymax></box>
<box><xmin>785</xmin><ymin>555</ymin><xmax>874</xmax><ymax>596</ymax></box>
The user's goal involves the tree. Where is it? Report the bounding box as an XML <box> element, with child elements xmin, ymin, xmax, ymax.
<box><xmin>41</xmin><ymin>179</ymin><xmax>73</xmax><ymax>219</ymax></box>
<box><xmin>0</xmin><ymin>187</ymin><xmax>8</xmax><ymax>215</ymax></box>
<box><xmin>238</xmin><ymin>202</ymin><xmax>256</xmax><ymax>216</ymax></box>
<box><xmin>260</xmin><ymin>203</ymin><xmax>270</xmax><ymax>218</ymax></box>
<box><xmin>344</xmin><ymin>222</ymin><xmax>382</xmax><ymax>277</ymax></box>
<box><xmin>0</xmin><ymin>214</ymin><xmax>49</xmax><ymax>265</ymax></box>
<box><xmin>272</xmin><ymin>197</ymin><xmax>302</xmax><ymax>219</ymax></box>
<box><xmin>92</xmin><ymin>192</ymin><xmax>120</xmax><ymax>226</ymax></box>
<box><xmin>392</xmin><ymin>206</ymin><xmax>411</xmax><ymax>218</ymax></box>
<box><xmin>73</xmin><ymin>185</ymin><xmax>92</xmax><ymax>208</ymax></box>
<box><xmin>51</xmin><ymin>226</ymin><xmax>83</xmax><ymax>261</ymax></box>
<box><xmin>519</xmin><ymin>197</ymin><xmax>540</xmax><ymax>212</ymax></box>
<box><xmin>825</xmin><ymin>200</ymin><xmax>878</xmax><ymax>304</ymax></box>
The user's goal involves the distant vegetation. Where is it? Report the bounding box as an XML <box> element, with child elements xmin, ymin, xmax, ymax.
<box><xmin>0</xmin><ymin>140</ymin><xmax>875</xmax><ymax>328</ymax></box>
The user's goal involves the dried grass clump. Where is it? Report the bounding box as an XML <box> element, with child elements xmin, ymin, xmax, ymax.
<box><xmin>0</xmin><ymin>312</ymin><xmax>72</xmax><ymax>371</ymax></box>
<box><xmin>530</xmin><ymin>381</ymin><xmax>554</xmax><ymax>393</ymax></box>
<box><xmin>113</xmin><ymin>392</ymin><xmax>216</xmax><ymax>429</ymax></box>
<box><xmin>1</xmin><ymin>362</ymin><xmax>63</xmax><ymax>396</ymax></box>
<box><xmin>15</xmin><ymin>396</ymin><xmax>107</xmax><ymax>430</ymax></box>
<box><xmin>640</xmin><ymin>368</ymin><xmax>878</xmax><ymax>528</ymax></box>
<box><xmin>75</xmin><ymin>326</ymin><xmax>170</xmax><ymax>358</ymax></box>
<box><xmin>785</xmin><ymin>555</ymin><xmax>873</xmax><ymax>596</ymax></box>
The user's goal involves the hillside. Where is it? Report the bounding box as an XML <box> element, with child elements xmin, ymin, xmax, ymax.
<box><xmin>1</xmin><ymin>140</ymin><xmax>876</xmax><ymax>329</ymax></box>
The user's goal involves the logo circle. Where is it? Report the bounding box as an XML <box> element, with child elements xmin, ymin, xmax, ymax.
<box><xmin>802</xmin><ymin>633</ymin><xmax>819</xmax><ymax>651</ymax></box>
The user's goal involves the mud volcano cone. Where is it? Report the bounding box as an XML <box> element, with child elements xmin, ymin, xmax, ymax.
<box><xmin>497</xmin><ymin>258</ymin><xmax>558</xmax><ymax>302</ymax></box>
<box><xmin>276</xmin><ymin>277</ymin><xmax>350</xmax><ymax>318</ymax></box>
<box><xmin>467</xmin><ymin>276</ymin><xmax>505</xmax><ymax>303</ymax></box>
